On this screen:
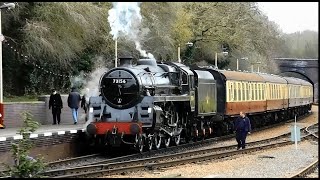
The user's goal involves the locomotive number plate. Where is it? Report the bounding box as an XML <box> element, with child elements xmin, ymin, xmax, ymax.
<box><xmin>113</xmin><ymin>79</ymin><xmax>127</xmax><ymax>84</ymax></box>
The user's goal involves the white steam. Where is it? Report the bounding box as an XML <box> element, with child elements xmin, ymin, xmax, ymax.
<box><xmin>108</xmin><ymin>2</ymin><xmax>142</xmax><ymax>40</ymax></box>
<box><xmin>80</xmin><ymin>67</ymin><xmax>108</xmax><ymax>101</ymax></box>
<box><xmin>135</xmin><ymin>41</ymin><xmax>154</xmax><ymax>59</ymax></box>
<box><xmin>108</xmin><ymin>2</ymin><xmax>155</xmax><ymax>59</ymax></box>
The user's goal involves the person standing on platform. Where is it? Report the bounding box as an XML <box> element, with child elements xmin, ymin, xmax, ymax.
<box><xmin>234</xmin><ymin>111</ymin><xmax>252</xmax><ymax>150</ymax></box>
<box><xmin>49</xmin><ymin>89</ymin><xmax>63</xmax><ymax>125</ymax></box>
<box><xmin>67</xmin><ymin>87</ymin><xmax>81</xmax><ymax>125</ymax></box>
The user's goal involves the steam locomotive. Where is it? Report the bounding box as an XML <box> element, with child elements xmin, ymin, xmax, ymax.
<box><xmin>85</xmin><ymin>57</ymin><xmax>313</xmax><ymax>152</ymax></box>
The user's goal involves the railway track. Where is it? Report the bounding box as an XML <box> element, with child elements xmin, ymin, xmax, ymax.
<box><xmin>44</xmin><ymin>123</ymin><xmax>318</xmax><ymax>178</ymax></box>
<box><xmin>43</xmin><ymin>110</ymin><xmax>314</xmax><ymax>170</ymax></box>
<box><xmin>0</xmin><ymin>112</ymin><xmax>315</xmax><ymax>178</ymax></box>
<box><xmin>288</xmin><ymin>124</ymin><xmax>318</xmax><ymax>178</ymax></box>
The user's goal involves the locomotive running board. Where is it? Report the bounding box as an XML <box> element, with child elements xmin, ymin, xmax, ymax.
<box><xmin>153</xmin><ymin>95</ymin><xmax>190</xmax><ymax>102</ymax></box>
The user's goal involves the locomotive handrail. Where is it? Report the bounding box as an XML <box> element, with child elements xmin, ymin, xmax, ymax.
<box><xmin>150</xmin><ymin>73</ymin><xmax>156</xmax><ymax>88</ymax></box>
<box><xmin>136</xmin><ymin>72</ymin><xmax>167</xmax><ymax>89</ymax></box>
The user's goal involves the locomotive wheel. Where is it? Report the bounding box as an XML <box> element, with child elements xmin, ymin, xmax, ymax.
<box><xmin>147</xmin><ymin>136</ymin><xmax>153</xmax><ymax>151</ymax></box>
<box><xmin>174</xmin><ymin>134</ymin><xmax>181</xmax><ymax>146</ymax></box>
<box><xmin>164</xmin><ymin>136</ymin><xmax>171</xmax><ymax>148</ymax></box>
<box><xmin>136</xmin><ymin>135</ymin><xmax>144</xmax><ymax>153</ymax></box>
<box><xmin>154</xmin><ymin>134</ymin><xmax>162</xmax><ymax>150</ymax></box>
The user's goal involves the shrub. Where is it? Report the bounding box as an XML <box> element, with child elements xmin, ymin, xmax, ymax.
<box><xmin>1</xmin><ymin>111</ymin><xmax>46</xmax><ymax>178</ymax></box>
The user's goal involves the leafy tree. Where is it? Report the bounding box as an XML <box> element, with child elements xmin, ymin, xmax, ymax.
<box><xmin>2</xmin><ymin>2</ymin><xmax>310</xmax><ymax>96</ymax></box>
<box><xmin>281</xmin><ymin>30</ymin><xmax>318</xmax><ymax>59</ymax></box>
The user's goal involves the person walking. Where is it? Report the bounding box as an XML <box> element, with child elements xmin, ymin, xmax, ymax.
<box><xmin>68</xmin><ymin>87</ymin><xmax>81</xmax><ymax>125</ymax></box>
<box><xmin>49</xmin><ymin>89</ymin><xmax>63</xmax><ymax>125</ymax></box>
<box><xmin>234</xmin><ymin>111</ymin><xmax>252</xmax><ymax>150</ymax></box>
<box><xmin>81</xmin><ymin>88</ymin><xmax>89</xmax><ymax>114</ymax></box>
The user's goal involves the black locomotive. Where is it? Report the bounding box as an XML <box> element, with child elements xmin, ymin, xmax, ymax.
<box><xmin>85</xmin><ymin>56</ymin><xmax>313</xmax><ymax>152</ymax></box>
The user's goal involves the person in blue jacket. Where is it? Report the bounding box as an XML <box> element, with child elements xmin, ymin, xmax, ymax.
<box><xmin>67</xmin><ymin>87</ymin><xmax>81</xmax><ymax>125</ymax></box>
<box><xmin>234</xmin><ymin>111</ymin><xmax>252</xmax><ymax>150</ymax></box>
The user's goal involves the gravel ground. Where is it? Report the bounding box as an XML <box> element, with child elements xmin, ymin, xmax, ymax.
<box><xmin>199</xmin><ymin>106</ymin><xmax>318</xmax><ymax>149</ymax></box>
<box><xmin>106</xmin><ymin>140</ymin><xmax>318</xmax><ymax>178</ymax></box>
<box><xmin>104</xmin><ymin>106</ymin><xmax>318</xmax><ymax>178</ymax></box>
<box><xmin>306</xmin><ymin>167</ymin><xmax>318</xmax><ymax>178</ymax></box>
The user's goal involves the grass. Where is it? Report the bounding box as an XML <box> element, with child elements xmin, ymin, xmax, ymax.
<box><xmin>4</xmin><ymin>95</ymin><xmax>39</xmax><ymax>102</ymax></box>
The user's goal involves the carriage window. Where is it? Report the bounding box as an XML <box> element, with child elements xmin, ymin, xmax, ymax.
<box><xmin>284</xmin><ymin>85</ymin><xmax>286</xmax><ymax>99</ymax></box>
<box><xmin>268</xmin><ymin>84</ymin><xmax>270</xmax><ymax>99</ymax></box>
<box><xmin>228</xmin><ymin>82</ymin><xmax>233</xmax><ymax>101</ymax></box>
<box><xmin>270</xmin><ymin>84</ymin><xmax>272</xmax><ymax>99</ymax></box>
<box><xmin>243</xmin><ymin>82</ymin><xmax>247</xmax><ymax>101</ymax></box>
<box><xmin>293</xmin><ymin>86</ymin><xmax>295</xmax><ymax>98</ymax></box>
<box><xmin>277</xmin><ymin>84</ymin><xmax>280</xmax><ymax>99</ymax></box>
<box><xmin>239</xmin><ymin>83</ymin><xmax>241</xmax><ymax>101</ymax></box>
<box><xmin>189</xmin><ymin>75</ymin><xmax>194</xmax><ymax>89</ymax></box>
<box><xmin>262</xmin><ymin>84</ymin><xmax>264</xmax><ymax>100</ymax></box>
<box><xmin>279</xmin><ymin>85</ymin><xmax>281</xmax><ymax>99</ymax></box>
<box><xmin>230</xmin><ymin>82</ymin><xmax>234</xmax><ymax>101</ymax></box>
<box><xmin>246</xmin><ymin>83</ymin><xmax>249</xmax><ymax>101</ymax></box>
<box><xmin>234</xmin><ymin>82</ymin><xmax>237</xmax><ymax>101</ymax></box>
<box><xmin>181</xmin><ymin>71</ymin><xmax>188</xmax><ymax>85</ymax></box>
<box><xmin>256</xmin><ymin>84</ymin><xmax>258</xmax><ymax>100</ymax></box>
<box><xmin>274</xmin><ymin>84</ymin><xmax>276</xmax><ymax>99</ymax></box>
<box><xmin>289</xmin><ymin>86</ymin><xmax>291</xmax><ymax>98</ymax></box>
<box><xmin>255</xmin><ymin>83</ymin><xmax>258</xmax><ymax>100</ymax></box>
<box><xmin>251</xmin><ymin>83</ymin><xmax>254</xmax><ymax>100</ymax></box>
<box><xmin>271</xmin><ymin>84</ymin><xmax>273</xmax><ymax>99</ymax></box>
<box><xmin>228</xmin><ymin>82</ymin><xmax>231</xmax><ymax>101</ymax></box>
<box><xmin>259</xmin><ymin>84</ymin><xmax>262</xmax><ymax>100</ymax></box>
<box><xmin>274</xmin><ymin>85</ymin><xmax>276</xmax><ymax>99</ymax></box>
<box><xmin>276</xmin><ymin>84</ymin><xmax>278</xmax><ymax>99</ymax></box>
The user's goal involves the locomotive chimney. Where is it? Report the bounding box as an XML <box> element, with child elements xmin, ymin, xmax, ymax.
<box><xmin>119</xmin><ymin>56</ymin><xmax>133</xmax><ymax>67</ymax></box>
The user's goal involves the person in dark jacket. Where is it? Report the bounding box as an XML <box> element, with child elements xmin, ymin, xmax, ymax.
<box><xmin>49</xmin><ymin>89</ymin><xmax>63</xmax><ymax>125</ymax></box>
<box><xmin>234</xmin><ymin>111</ymin><xmax>252</xmax><ymax>150</ymax></box>
<box><xmin>67</xmin><ymin>87</ymin><xmax>81</xmax><ymax>124</ymax></box>
<box><xmin>81</xmin><ymin>88</ymin><xmax>89</xmax><ymax>114</ymax></box>
<box><xmin>81</xmin><ymin>95</ymin><xmax>87</xmax><ymax>113</ymax></box>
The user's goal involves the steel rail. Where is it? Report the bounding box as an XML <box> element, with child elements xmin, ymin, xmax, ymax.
<box><xmin>0</xmin><ymin>112</ymin><xmax>314</xmax><ymax>178</ymax></box>
<box><xmin>47</xmin><ymin>127</ymin><xmax>316</xmax><ymax>178</ymax></box>
<box><xmin>289</xmin><ymin>131</ymin><xmax>318</xmax><ymax>178</ymax></box>
<box><xmin>53</xmin><ymin>134</ymin><xmax>314</xmax><ymax>178</ymax></box>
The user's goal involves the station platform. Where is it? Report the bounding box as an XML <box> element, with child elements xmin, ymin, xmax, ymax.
<box><xmin>0</xmin><ymin>120</ymin><xmax>88</xmax><ymax>142</ymax></box>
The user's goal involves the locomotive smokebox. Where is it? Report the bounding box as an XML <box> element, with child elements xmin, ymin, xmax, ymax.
<box><xmin>119</xmin><ymin>56</ymin><xmax>133</xmax><ymax>67</ymax></box>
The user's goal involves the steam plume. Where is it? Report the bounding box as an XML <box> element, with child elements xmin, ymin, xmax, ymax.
<box><xmin>108</xmin><ymin>2</ymin><xmax>155</xmax><ymax>59</ymax></box>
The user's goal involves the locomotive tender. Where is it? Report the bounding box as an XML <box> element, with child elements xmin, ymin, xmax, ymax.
<box><xmin>85</xmin><ymin>57</ymin><xmax>313</xmax><ymax>152</ymax></box>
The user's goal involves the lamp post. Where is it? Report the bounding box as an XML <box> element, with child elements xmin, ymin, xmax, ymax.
<box><xmin>115</xmin><ymin>38</ymin><xmax>117</xmax><ymax>67</ymax></box>
<box><xmin>178</xmin><ymin>43</ymin><xmax>181</xmax><ymax>63</ymax></box>
<box><xmin>178</xmin><ymin>42</ymin><xmax>193</xmax><ymax>63</ymax></box>
<box><xmin>0</xmin><ymin>3</ymin><xmax>15</xmax><ymax>129</ymax></box>
<box><xmin>238</xmin><ymin>57</ymin><xmax>248</xmax><ymax>71</ymax></box>
<box><xmin>256</xmin><ymin>61</ymin><xmax>261</xmax><ymax>72</ymax></box>
<box><xmin>251</xmin><ymin>61</ymin><xmax>261</xmax><ymax>72</ymax></box>
<box><xmin>215</xmin><ymin>51</ymin><xmax>228</xmax><ymax>69</ymax></box>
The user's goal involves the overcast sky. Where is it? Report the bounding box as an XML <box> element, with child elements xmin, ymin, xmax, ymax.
<box><xmin>257</xmin><ymin>2</ymin><xmax>318</xmax><ymax>34</ymax></box>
